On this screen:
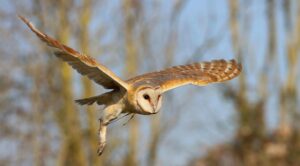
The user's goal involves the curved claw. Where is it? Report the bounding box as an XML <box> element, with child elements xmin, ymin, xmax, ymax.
<box><xmin>97</xmin><ymin>141</ymin><xmax>106</xmax><ymax>156</ymax></box>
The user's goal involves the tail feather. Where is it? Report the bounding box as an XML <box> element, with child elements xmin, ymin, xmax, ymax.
<box><xmin>75</xmin><ymin>91</ymin><xmax>113</xmax><ymax>105</ymax></box>
<box><xmin>75</xmin><ymin>96</ymin><xmax>100</xmax><ymax>105</ymax></box>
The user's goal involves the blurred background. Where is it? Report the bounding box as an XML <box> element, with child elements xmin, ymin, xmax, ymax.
<box><xmin>1</xmin><ymin>0</ymin><xmax>300</xmax><ymax>165</ymax></box>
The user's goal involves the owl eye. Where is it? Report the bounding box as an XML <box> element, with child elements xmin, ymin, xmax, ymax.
<box><xmin>143</xmin><ymin>94</ymin><xmax>150</xmax><ymax>100</ymax></box>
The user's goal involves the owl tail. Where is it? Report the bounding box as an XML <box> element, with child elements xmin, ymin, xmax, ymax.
<box><xmin>75</xmin><ymin>96</ymin><xmax>100</xmax><ymax>105</ymax></box>
<box><xmin>75</xmin><ymin>91</ymin><xmax>112</xmax><ymax>105</ymax></box>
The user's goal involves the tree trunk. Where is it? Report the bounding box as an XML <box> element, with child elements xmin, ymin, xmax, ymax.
<box><xmin>55</xmin><ymin>1</ymin><xmax>87</xmax><ymax>165</ymax></box>
<box><xmin>123</xmin><ymin>0</ymin><xmax>139</xmax><ymax>165</ymax></box>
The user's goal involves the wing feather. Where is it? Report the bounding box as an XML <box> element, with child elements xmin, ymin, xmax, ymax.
<box><xmin>127</xmin><ymin>59</ymin><xmax>242</xmax><ymax>93</ymax></box>
<box><xmin>19</xmin><ymin>15</ymin><xmax>128</xmax><ymax>90</ymax></box>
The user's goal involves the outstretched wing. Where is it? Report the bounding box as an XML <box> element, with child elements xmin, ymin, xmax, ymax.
<box><xmin>127</xmin><ymin>59</ymin><xmax>242</xmax><ymax>93</ymax></box>
<box><xmin>19</xmin><ymin>15</ymin><xmax>129</xmax><ymax>90</ymax></box>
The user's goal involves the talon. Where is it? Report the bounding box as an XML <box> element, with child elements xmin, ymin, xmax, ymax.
<box><xmin>97</xmin><ymin>142</ymin><xmax>106</xmax><ymax>156</ymax></box>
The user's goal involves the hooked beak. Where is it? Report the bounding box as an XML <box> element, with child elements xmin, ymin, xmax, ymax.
<box><xmin>152</xmin><ymin>104</ymin><xmax>160</xmax><ymax>114</ymax></box>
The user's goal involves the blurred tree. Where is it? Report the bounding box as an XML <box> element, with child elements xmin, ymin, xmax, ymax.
<box><xmin>54</xmin><ymin>1</ymin><xmax>87</xmax><ymax>165</ymax></box>
<box><xmin>78</xmin><ymin>0</ymin><xmax>102</xmax><ymax>165</ymax></box>
<box><xmin>122</xmin><ymin>0</ymin><xmax>140</xmax><ymax>165</ymax></box>
<box><xmin>189</xmin><ymin>0</ymin><xmax>300</xmax><ymax>165</ymax></box>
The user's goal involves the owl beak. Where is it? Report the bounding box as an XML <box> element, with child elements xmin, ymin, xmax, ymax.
<box><xmin>152</xmin><ymin>104</ymin><xmax>156</xmax><ymax>113</ymax></box>
<box><xmin>151</xmin><ymin>103</ymin><xmax>157</xmax><ymax>114</ymax></box>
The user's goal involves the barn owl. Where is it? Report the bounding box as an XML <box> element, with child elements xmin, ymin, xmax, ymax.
<box><xmin>19</xmin><ymin>15</ymin><xmax>242</xmax><ymax>155</ymax></box>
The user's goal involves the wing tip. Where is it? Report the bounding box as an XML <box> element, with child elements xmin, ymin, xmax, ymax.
<box><xmin>224</xmin><ymin>59</ymin><xmax>243</xmax><ymax>81</ymax></box>
<box><xmin>18</xmin><ymin>14</ymin><xmax>35</xmax><ymax>30</ymax></box>
<box><xmin>207</xmin><ymin>59</ymin><xmax>242</xmax><ymax>82</ymax></box>
<box><xmin>227</xmin><ymin>59</ymin><xmax>242</xmax><ymax>72</ymax></box>
<box><xmin>17</xmin><ymin>14</ymin><xmax>27</xmax><ymax>23</ymax></box>
<box><xmin>233</xmin><ymin>59</ymin><xmax>243</xmax><ymax>73</ymax></box>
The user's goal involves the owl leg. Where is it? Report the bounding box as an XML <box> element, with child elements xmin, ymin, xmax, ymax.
<box><xmin>97</xmin><ymin>107</ymin><xmax>122</xmax><ymax>156</ymax></box>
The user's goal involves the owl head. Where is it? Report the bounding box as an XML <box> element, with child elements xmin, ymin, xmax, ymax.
<box><xmin>133</xmin><ymin>86</ymin><xmax>163</xmax><ymax>115</ymax></box>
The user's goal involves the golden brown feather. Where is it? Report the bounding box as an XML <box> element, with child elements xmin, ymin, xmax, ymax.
<box><xmin>127</xmin><ymin>59</ymin><xmax>242</xmax><ymax>92</ymax></box>
<box><xmin>18</xmin><ymin>15</ymin><xmax>129</xmax><ymax>90</ymax></box>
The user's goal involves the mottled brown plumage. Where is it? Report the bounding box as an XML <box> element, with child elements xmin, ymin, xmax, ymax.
<box><xmin>19</xmin><ymin>15</ymin><xmax>242</xmax><ymax>156</ymax></box>
<box><xmin>127</xmin><ymin>59</ymin><xmax>242</xmax><ymax>92</ymax></box>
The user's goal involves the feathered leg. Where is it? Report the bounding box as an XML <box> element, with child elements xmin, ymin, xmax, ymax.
<box><xmin>97</xmin><ymin>104</ymin><xmax>123</xmax><ymax>155</ymax></box>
